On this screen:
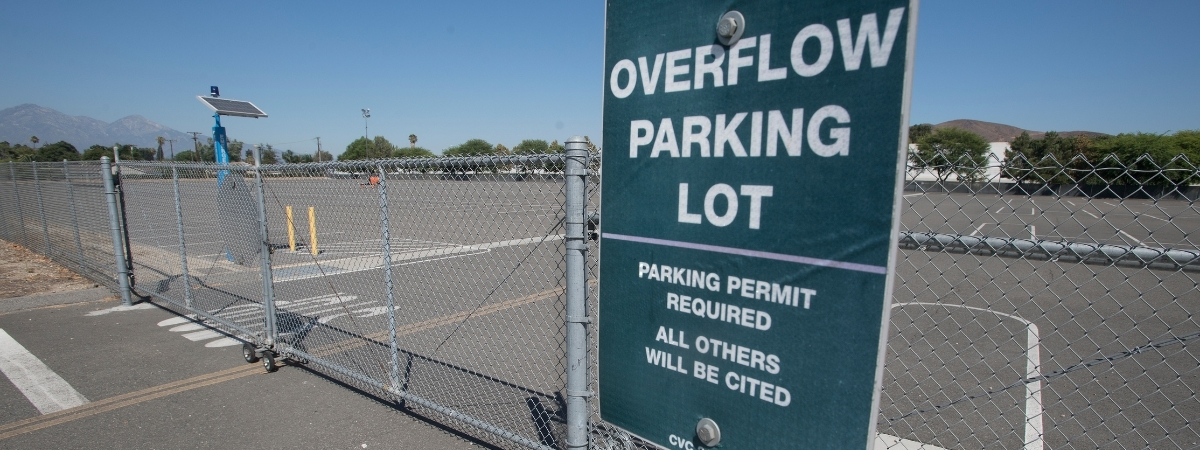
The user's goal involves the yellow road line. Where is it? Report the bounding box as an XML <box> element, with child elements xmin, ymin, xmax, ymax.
<box><xmin>306</xmin><ymin>285</ymin><xmax>567</xmax><ymax>358</ymax></box>
<box><xmin>0</xmin><ymin>363</ymin><xmax>271</xmax><ymax>440</ymax></box>
<box><xmin>0</xmin><ymin>282</ymin><xmax>584</xmax><ymax>440</ymax></box>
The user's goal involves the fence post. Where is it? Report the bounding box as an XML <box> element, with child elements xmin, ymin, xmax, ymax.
<box><xmin>63</xmin><ymin>160</ymin><xmax>86</xmax><ymax>276</ymax></box>
<box><xmin>172</xmin><ymin>167</ymin><xmax>194</xmax><ymax>308</ymax></box>
<box><xmin>9</xmin><ymin>162</ymin><xmax>29</xmax><ymax>247</ymax></box>
<box><xmin>100</xmin><ymin>157</ymin><xmax>132</xmax><ymax>305</ymax></box>
<box><xmin>376</xmin><ymin>164</ymin><xmax>403</xmax><ymax>392</ymax></box>
<box><xmin>31</xmin><ymin>161</ymin><xmax>52</xmax><ymax>257</ymax></box>
<box><xmin>252</xmin><ymin>155</ymin><xmax>278</xmax><ymax>347</ymax></box>
<box><xmin>563</xmin><ymin>136</ymin><xmax>591</xmax><ymax>449</ymax></box>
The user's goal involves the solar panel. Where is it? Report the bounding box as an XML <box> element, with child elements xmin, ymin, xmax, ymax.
<box><xmin>196</xmin><ymin>96</ymin><xmax>268</xmax><ymax>118</ymax></box>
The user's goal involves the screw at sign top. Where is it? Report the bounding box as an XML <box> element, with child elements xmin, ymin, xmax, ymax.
<box><xmin>716</xmin><ymin>11</ymin><xmax>745</xmax><ymax>46</ymax></box>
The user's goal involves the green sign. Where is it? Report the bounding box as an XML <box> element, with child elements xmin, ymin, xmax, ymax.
<box><xmin>598</xmin><ymin>1</ymin><xmax>916</xmax><ymax>448</ymax></box>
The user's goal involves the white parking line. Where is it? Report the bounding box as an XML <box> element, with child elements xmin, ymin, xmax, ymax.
<box><xmin>970</xmin><ymin>222</ymin><xmax>989</xmax><ymax>236</ymax></box>
<box><xmin>1118</xmin><ymin>230</ymin><xmax>1146</xmax><ymax>247</ymax></box>
<box><xmin>1081</xmin><ymin>209</ymin><xmax>1098</xmax><ymax>219</ymax></box>
<box><xmin>0</xmin><ymin>329</ymin><xmax>90</xmax><ymax>414</ymax></box>
<box><xmin>876</xmin><ymin>433</ymin><xmax>949</xmax><ymax>450</ymax></box>
<box><xmin>273</xmin><ymin>235</ymin><xmax>563</xmax><ymax>282</ymax></box>
<box><xmin>891</xmin><ymin>303</ymin><xmax>1043</xmax><ymax>450</ymax></box>
<box><xmin>1141</xmin><ymin>214</ymin><xmax>1169</xmax><ymax>222</ymax></box>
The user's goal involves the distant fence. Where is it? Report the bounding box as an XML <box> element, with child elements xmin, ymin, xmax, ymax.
<box><xmin>0</xmin><ymin>152</ymin><xmax>1196</xmax><ymax>449</ymax></box>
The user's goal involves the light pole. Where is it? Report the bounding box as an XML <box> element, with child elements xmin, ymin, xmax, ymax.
<box><xmin>362</xmin><ymin>108</ymin><xmax>371</xmax><ymax>141</ymax></box>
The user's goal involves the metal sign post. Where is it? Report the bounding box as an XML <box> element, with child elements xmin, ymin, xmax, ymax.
<box><xmin>597</xmin><ymin>1</ymin><xmax>918</xmax><ymax>448</ymax></box>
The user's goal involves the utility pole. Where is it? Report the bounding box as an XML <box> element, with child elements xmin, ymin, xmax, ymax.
<box><xmin>167</xmin><ymin>139</ymin><xmax>178</xmax><ymax>160</ymax></box>
<box><xmin>187</xmin><ymin>132</ymin><xmax>202</xmax><ymax>162</ymax></box>
<box><xmin>315</xmin><ymin>137</ymin><xmax>322</xmax><ymax>162</ymax></box>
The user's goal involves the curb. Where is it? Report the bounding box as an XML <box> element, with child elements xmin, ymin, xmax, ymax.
<box><xmin>0</xmin><ymin>287</ymin><xmax>117</xmax><ymax>315</ymax></box>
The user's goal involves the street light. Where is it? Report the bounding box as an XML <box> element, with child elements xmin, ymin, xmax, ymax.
<box><xmin>362</xmin><ymin>108</ymin><xmax>370</xmax><ymax>140</ymax></box>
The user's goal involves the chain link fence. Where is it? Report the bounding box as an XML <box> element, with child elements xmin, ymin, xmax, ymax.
<box><xmin>0</xmin><ymin>150</ymin><xmax>1196</xmax><ymax>449</ymax></box>
<box><xmin>0</xmin><ymin>160</ymin><xmax>119</xmax><ymax>289</ymax></box>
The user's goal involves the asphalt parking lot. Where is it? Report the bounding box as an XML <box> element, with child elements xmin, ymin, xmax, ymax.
<box><xmin>3</xmin><ymin>170</ymin><xmax>1196</xmax><ymax>450</ymax></box>
<box><xmin>0</xmin><ymin>293</ymin><xmax>495</xmax><ymax>449</ymax></box>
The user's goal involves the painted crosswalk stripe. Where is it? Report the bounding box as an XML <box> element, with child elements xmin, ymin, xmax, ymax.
<box><xmin>0</xmin><ymin>329</ymin><xmax>90</xmax><ymax>414</ymax></box>
<box><xmin>181</xmin><ymin>330</ymin><xmax>224</xmax><ymax>341</ymax></box>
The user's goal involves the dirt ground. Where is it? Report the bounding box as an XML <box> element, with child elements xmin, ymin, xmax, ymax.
<box><xmin>0</xmin><ymin>239</ymin><xmax>97</xmax><ymax>299</ymax></box>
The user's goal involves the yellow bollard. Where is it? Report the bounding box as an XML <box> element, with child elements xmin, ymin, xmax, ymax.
<box><xmin>308</xmin><ymin>206</ymin><xmax>318</xmax><ymax>255</ymax></box>
<box><xmin>286</xmin><ymin>206</ymin><xmax>296</xmax><ymax>252</ymax></box>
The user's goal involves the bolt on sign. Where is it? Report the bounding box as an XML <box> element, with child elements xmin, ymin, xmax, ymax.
<box><xmin>597</xmin><ymin>1</ymin><xmax>918</xmax><ymax>449</ymax></box>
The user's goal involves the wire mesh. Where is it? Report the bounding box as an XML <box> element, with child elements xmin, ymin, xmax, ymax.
<box><xmin>1</xmin><ymin>161</ymin><xmax>118</xmax><ymax>289</ymax></box>
<box><xmin>115</xmin><ymin>156</ymin><xmax>573</xmax><ymax>449</ymax></box>
<box><xmin>879</xmin><ymin>153</ymin><xmax>1198</xmax><ymax>450</ymax></box>
<box><xmin>586</xmin><ymin>152</ymin><xmax>1198</xmax><ymax>450</ymax></box>
<box><xmin>1</xmin><ymin>150</ymin><xmax>1195</xmax><ymax>449</ymax></box>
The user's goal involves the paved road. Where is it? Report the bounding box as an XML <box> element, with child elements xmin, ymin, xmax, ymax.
<box><xmin>0</xmin><ymin>295</ymin><xmax>498</xmax><ymax>449</ymax></box>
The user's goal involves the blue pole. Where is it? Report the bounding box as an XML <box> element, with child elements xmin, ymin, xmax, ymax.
<box><xmin>213</xmin><ymin>113</ymin><xmax>234</xmax><ymax>262</ymax></box>
<box><xmin>213</xmin><ymin>113</ymin><xmax>229</xmax><ymax>184</ymax></box>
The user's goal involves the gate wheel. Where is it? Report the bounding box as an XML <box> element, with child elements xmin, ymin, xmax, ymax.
<box><xmin>262</xmin><ymin>352</ymin><xmax>277</xmax><ymax>373</ymax></box>
<box><xmin>242</xmin><ymin>343</ymin><xmax>260</xmax><ymax>363</ymax></box>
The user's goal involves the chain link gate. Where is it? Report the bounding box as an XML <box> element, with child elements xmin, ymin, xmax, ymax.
<box><xmin>1</xmin><ymin>150</ymin><xmax>1196</xmax><ymax>449</ymax></box>
<box><xmin>110</xmin><ymin>148</ymin><xmax>588</xmax><ymax>449</ymax></box>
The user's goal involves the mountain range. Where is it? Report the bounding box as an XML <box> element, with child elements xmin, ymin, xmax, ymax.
<box><xmin>0</xmin><ymin>104</ymin><xmax>203</xmax><ymax>151</ymax></box>
<box><xmin>931</xmin><ymin>119</ymin><xmax>1109</xmax><ymax>142</ymax></box>
<box><xmin>1</xmin><ymin>103</ymin><xmax>1111</xmax><ymax>153</ymax></box>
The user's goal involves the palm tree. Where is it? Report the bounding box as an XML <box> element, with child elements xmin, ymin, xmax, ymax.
<box><xmin>408</xmin><ymin>134</ymin><xmax>417</xmax><ymax>148</ymax></box>
<box><xmin>29</xmin><ymin>136</ymin><xmax>39</xmax><ymax>148</ymax></box>
<box><xmin>155</xmin><ymin>136</ymin><xmax>165</xmax><ymax>161</ymax></box>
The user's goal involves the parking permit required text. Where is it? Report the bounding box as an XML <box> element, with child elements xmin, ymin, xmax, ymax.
<box><xmin>639</xmin><ymin>259</ymin><xmax>813</xmax><ymax>407</ymax></box>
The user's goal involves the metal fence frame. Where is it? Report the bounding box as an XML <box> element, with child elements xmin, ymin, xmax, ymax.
<box><xmin>0</xmin><ymin>150</ymin><xmax>1196</xmax><ymax>449</ymax></box>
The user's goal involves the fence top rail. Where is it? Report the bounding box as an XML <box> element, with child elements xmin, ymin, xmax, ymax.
<box><xmin>113</xmin><ymin>153</ymin><xmax>575</xmax><ymax>172</ymax></box>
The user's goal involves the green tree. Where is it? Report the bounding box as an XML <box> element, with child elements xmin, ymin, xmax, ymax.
<box><xmin>34</xmin><ymin>141</ymin><xmax>80</xmax><ymax>162</ymax></box>
<box><xmin>82</xmin><ymin>144</ymin><xmax>153</xmax><ymax>161</ymax></box>
<box><xmin>246</xmin><ymin>144</ymin><xmax>278</xmax><ymax>165</ymax></box>
<box><xmin>915</xmin><ymin>127</ymin><xmax>990</xmax><ymax>182</ymax></box>
<box><xmin>339</xmin><ymin>136</ymin><xmax>397</xmax><ymax>160</ymax></box>
<box><xmin>408</xmin><ymin>134</ymin><xmax>418</xmax><ymax>148</ymax></box>
<box><xmin>443</xmin><ymin>138</ymin><xmax>494</xmax><ymax>156</ymax></box>
<box><xmin>3</xmin><ymin>142</ymin><xmax>30</xmax><ymax>160</ymax></box>
<box><xmin>1090</xmin><ymin>131</ymin><xmax>1200</xmax><ymax>186</ymax></box>
<box><xmin>29</xmin><ymin>136</ymin><xmax>39</xmax><ymax>148</ymax></box>
<box><xmin>281</xmin><ymin>149</ymin><xmax>313</xmax><ymax>163</ymax></box>
<box><xmin>194</xmin><ymin>138</ymin><xmax>242</xmax><ymax>163</ymax></box>
<box><xmin>394</xmin><ymin>147</ymin><xmax>435</xmax><ymax>158</ymax></box>
<box><xmin>1002</xmin><ymin>131</ymin><xmax>1036</xmax><ymax>181</ymax></box>
<box><xmin>513</xmin><ymin>139</ymin><xmax>550</xmax><ymax>154</ymax></box>
<box><xmin>908</xmin><ymin>124</ymin><xmax>933</xmax><ymax>147</ymax></box>
<box><xmin>2</xmin><ymin>143</ymin><xmax>35</xmax><ymax>161</ymax></box>
<box><xmin>82</xmin><ymin>145</ymin><xmax>113</xmax><ymax>160</ymax></box>
<box><xmin>226</xmin><ymin>139</ymin><xmax>244</xmax><ymax>162</ymax></box>
<box><xmin>156</xmin><ymin>136</ymin><xmax>165</xmax><ymax>161</ymax></box>
<box><xmin>173</xmin><ymin>150</ymin><xmax>197</xmax><ymax>162</ymax></box>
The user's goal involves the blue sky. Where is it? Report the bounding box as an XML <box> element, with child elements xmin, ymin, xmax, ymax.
<box><xmin>1</xmin><ymin>1</ymin><xmax>1196</xmax><ymax>156</ymax></box>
